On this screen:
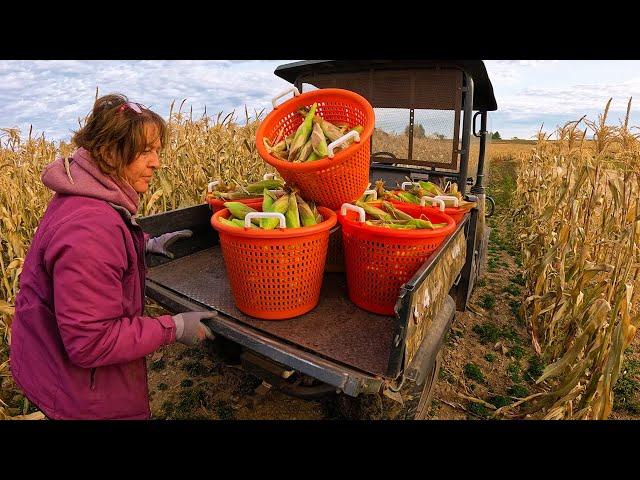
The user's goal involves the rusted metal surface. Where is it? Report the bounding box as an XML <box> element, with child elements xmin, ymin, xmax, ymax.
<box><xmin>404</xmin><ymin>230</ymin><xmax>467</xmax><ymax>366</ymax></box>
<box><xmin>147</xmin><ymin>247</ymin><xmax>395</xmax><ymax>376</ymax></box>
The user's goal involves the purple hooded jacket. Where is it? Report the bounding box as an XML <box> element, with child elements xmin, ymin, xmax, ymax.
<box><xmin>10</xmin><ymin>147</ymin><xmax>176</xmax><ymax>420</ymax></box>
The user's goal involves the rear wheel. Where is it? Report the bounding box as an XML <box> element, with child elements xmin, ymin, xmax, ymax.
<box><xmin>414</xmin><ymin>352</ymin><xmax>442</xmax><ymax>420</ymax></box>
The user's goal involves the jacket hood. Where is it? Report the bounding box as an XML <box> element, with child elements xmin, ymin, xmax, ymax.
<box><xmin>41</xmin><ymin>147</ymin><xmax>140</xmax><ymax>215</ymax></box>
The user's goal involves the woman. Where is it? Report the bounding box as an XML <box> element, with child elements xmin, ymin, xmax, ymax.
<box><xmin>10</xmin><ymin>94</ymin><xmax>216</xmax><ymax>420</ymax></box>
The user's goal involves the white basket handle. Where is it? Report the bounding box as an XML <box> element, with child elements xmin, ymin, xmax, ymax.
<box><xmin>208</xmin><ymin>180</ymin><xmax>221</xmax><ymax>193</ymax></box>
<box><xmin>421</xmin><ymin>196</ymin><xmax>445</xmax><ymax>212</ymax></box>
<box><xmin>271</xmin><ymin>87</ymin><xmax>300</xmax><ymax>109</ymax></box>
<box><xmin>433</xmin><ymin>195</ymin><xmax>460</xmax><ymax>207</ymax></box>
<box><xmin>244</xmin><ymin>212</ymin><xmax>286</xmax><ymax>229</ymax></box>
<box><xmin>341</xmin><ymin>203</ymin><xmax>366</xmax><ymax>223</ymax></box>
<box><xmin>263</xmin><ymin>173</ymin><xmax>277</xmax><ymax>180</ymax></box>
<box><xmin>401</xmin><ymin>181</ymin><xmax>419</xmax><ymax>191</ymax></box>
<box><xmin>327</xmin><ymin>130</ymin><xmax>360</xmax><ymax>158</ymax></box>
<box><xmin>363</xmin><ymin>189</ymin><xmax>377</xmax><ymax>200</ymax></box>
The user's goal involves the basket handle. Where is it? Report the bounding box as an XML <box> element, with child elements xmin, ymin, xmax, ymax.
<box><xmin>244</xmin><ymin>212</ymin><xmax>286</xmax><ymax>229</ymax></box>
<box><xmin>401</xmin><ymin>181</ymin><xmax>419</xmax><ymax>191</ymax></box>
<box><xmin>363</xmin><ymin>189</ymin><xmax>378</xmax><ymax>200</ymax></box>
<box><xmin>433</xmin><ymin>195</ymin><xmax>460</xmax><ymax>207</ymax></box>
<box><xmin>421</xmin><ymin>196</ymin><xmax>445</xmax><ymax>212</ymax></box>
<box><xmin>208</xmin><ymin>180</ymin><xmax>221</xmax><ymax>193</ymax></box>
<box><xmin>272</xmin><ymin>87</ymin><xmax>300</xmax><ymax>109</ymax></box>
<box><xmin>341</xmin><ymin>203</ymin><xmax>366</xmax><ymax>223</ymax></box>
<box><xmin>327</xmin><ymin>130</ymin><xmax>360</xmax><ymax>159</ymax></box>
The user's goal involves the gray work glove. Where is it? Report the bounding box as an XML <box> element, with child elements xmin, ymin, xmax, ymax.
<box><xmin>172</xmin><ymin>311</ymin><xmax>217</xmax><ymax>346</ymax></box>
<box><xmin>146</xmin><ymin>230</ymin><xmax>193</xmax><ymax>259</ymax></box>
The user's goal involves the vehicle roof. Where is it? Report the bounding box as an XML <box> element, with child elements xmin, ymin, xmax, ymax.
<box><xmin>274</xmin><ymin>60</ymin><xmax>497</xmax><ymax>111</ymax></box>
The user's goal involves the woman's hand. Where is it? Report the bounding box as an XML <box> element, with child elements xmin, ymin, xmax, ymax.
<box><xmin>146</xmin><ymin>230</ymin><xmax>193</xmax><ymax>259</ymax></box>
<box><xmin>172</xmin><ymin>311</ymin><xmax>217</xmax><ymax>346</ymax></box>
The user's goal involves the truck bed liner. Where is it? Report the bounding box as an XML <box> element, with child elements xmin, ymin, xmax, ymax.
<box><xmin>147</xmin><ymin>246</ymin><xmax>395</xmax><ymax>377</ymax></box>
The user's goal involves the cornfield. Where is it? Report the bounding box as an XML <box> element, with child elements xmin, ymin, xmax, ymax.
<box><xmin>0</xmin><ymin>101</ymin><xmax>272</xmax><ymax>419</ymax></box>
<box><xmin>501</xmin><ymin>99</ymin><xmax>640</xmax><ymax>419</ymax></box>
<box><xmin>3</xmin><ymin>93</ymin><xmax>636</xmax><ymax>420</ymax></box>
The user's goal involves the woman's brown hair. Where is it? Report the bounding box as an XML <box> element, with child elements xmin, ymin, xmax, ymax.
<box><xmin>72</xmin><ymin>94</ymin><xmax>167</xmax><ymax>180</ymax></box>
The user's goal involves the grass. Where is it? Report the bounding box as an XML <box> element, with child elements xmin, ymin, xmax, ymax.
<box><xmin>488</xmin><ymin>395</ymin><xmax>512</xmax><ymax>408</ymax></box>
<box><xmin>507</xmin><ymin>384</ymin><xmax>530</xmax><ymax>398</ymax></box>
<box><xmin>149</xmin><ymin>359</ymin><xmax>166</xmax><ymax>371</ymax></box>
<box><xmin>507</xmin><ymin>362</ymin><xmax>522</xmax><ymax>383</ymax></box>
<box><xmin>508</xmin><ymin>345</ymin><xmax>525</xmax><ymax>361</ymax></box>
<box><xmin>182</xmin><ymin>361</ymin><xmax>211</xmax><ymax>377</ymax></box>
<box><xmin>503</xmin><ymin>284</ymin><xmax>521</xmax><ymax>296</ymax></box>
<box><xmin>484</xmin><ymin>353</ymin><xmax>496</xmax><ymax>363</ymax></box>
<box><xmin>479</xmin><ymin>294</ymin><xmax>496</xmax><ymax>310</ymax></box>
<box><xmin>525</xmin><ymin>355</ymin><xmax>545</xmax><ymax>383</ymax></box>
<box><xmin>613</xmin><ymin>357</ymin><xmax>640</xmax><ymax>414</ymax></box>
<box><xmin>464</xmin><ymin>363</ymin><xmax>485</xmax><ymax>384</ymax></box>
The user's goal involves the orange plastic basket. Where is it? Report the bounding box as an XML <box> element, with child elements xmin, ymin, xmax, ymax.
<box><xmin>255</xmin><ymin>88</ymin><xmax>375</xmax><ymax>210</ymax></box>
<box><xmin>338</xmin><ymin>202</ymin><xmax>456</xmax><ymax>316</ymax></box>
<box><xmin>211</xmin><ymin>206</ymin><xmax>337</xmax><ymax>320</ymax></box>
<box><xmin>388</xmin><ymin>190</ymin><xmax>468</xmax><ymax>225</ymax></box>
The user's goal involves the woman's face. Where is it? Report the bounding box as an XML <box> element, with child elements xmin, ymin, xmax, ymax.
<box><xmin>124</xmin><ymin>124</ymin><xmax>162</xmax><ymax>194</ymax></box>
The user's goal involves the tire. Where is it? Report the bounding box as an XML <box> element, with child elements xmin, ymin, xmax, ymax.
<box><xmin>414</xmin><ymin>352</ymin><xmax>442</xmax><ymax>420</ymax></box>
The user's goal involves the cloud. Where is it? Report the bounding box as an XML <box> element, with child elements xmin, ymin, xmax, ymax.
<box><xmin>0</xmin><ymin>60</ymin><xmax>295</xmax><ymax>141</ymax></box>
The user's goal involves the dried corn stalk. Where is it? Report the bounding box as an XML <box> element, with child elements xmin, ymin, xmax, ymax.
<box><xmin>499</xmin><ymin>99</ymin><xmax>640</xmax><ymax>420</ymax></box>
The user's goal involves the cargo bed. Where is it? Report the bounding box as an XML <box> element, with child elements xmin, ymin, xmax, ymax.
<box><xmin>140</xmin><ymin>202</ymin><xmax>473</xmax><ymax>398</ymax></box>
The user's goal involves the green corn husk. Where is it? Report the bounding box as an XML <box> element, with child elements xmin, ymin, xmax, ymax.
<box><xmin>286</xmin><ymin>192</ymin><xmax>301</xmax><ymax>228</ymax></box>
<box><xmin>398</xmin><ymin>192</ymin><xmax>421</xmax><ymax>204</ymax></box>
<box><xmin>307</xmin><ymin>151</ymin><xmax>322</xmax><ymax>161</ymax></box>
<box><xmin>261</xmin><ymin>193</ymin><xmax>289</xmax><ymax>230</ymax></box>
<box><xmin>297</xmin><ymin>196</ymin><xmax>318</xmax><ymax>226</ymax></box>
<box><xmin>356</xmin><ymin>200</ymin><xmax>392</xmax><ymax>221</ymax></box>
<box><xmin>219</xmin><ymin>217</ymin><xmax>241</xmax><ymax>228</ymax></box>
<box><xmin>224</xmin><ymin>202</ymin><xmax>257</xmax><ymax>220</ymax></box>
<box><xmin>351</xmin><ymin>125</ymin><xmax>364</xmax><ymax>134</ymax></box>
<box><xmin>289</xmin><ymin>103</ymin><xmax>318</xmax><ymax>160</ymax></box>
<box><xmin>311</xmin><ymin>122</ymin><xmax>328</xmax><ymax>158</ymax></box>
<box><xmin>246</xmin><ymin>179</ymin><xmax>284</xmax><ymax>193</ymax></box>
<box><xmin>418</xmin><ymin>181</ymin><xmax>444</xmax><ymax>197</ymax></box>
<box><xmin>388</xmin><ymin>223</ymin><xmax>418</xmax><ymax>229</ymax></box>
<box><xmin>231</xmin><ymin>218</ymin><xmax>258</xmax><ymax>228</ymax></box>
<box><xmin>261</xmin><ymin>189</ymin><xmax>278</xmax><ymax>229</ymax></box>
<box><xmin>431</xmin><ymin>222</ymin><xmax>449</xmax><ymax>228</ymax></box>
<box><xmin>382</xmin><ymin>201</ymin><xmax>414</xmax><ymax>221</ymax></box>
<box><xmin>272</xmin><ymin>140</ymin><xmax>286</xmax><ymax>152</ymax></box>
<box><xmin>295</xmin><ymin>139</ymin><xmax>314</xmax><ymax>162</ymax></box>
<box><xmin>410</xmin><ymin>218</ymin><xmax>435</xmax><ymax>229</ymax></box>
<box><xmin>284</xmin><ymin>133</ymin><xmax>294</xmax><ymax>151</ymax></box>
<box><xmin>309</xmin><ymin>200</ymin><xmax>322</xmax><ymax>223</ymax></box>
<box><xmin>314</xmin><ymin>116</ymin><xmax>343</xmax><ymax>143</ymax></box>
<box><xmin>213</xmin><ymin>190</ymin><xmax>255</xmax><ymax>200</ymax></box>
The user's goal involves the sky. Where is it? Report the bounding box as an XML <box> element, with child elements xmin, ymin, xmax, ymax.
<box><xmin>1</xmin><ymin>60</ymin><xmax>640</xmax><ymax>142</ymax></box>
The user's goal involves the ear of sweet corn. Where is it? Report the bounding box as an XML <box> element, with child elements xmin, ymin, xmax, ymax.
<box><xmin>314</xmin><ymin>116</ymin><xmax>343</xmax><ymax>143</ymax></box>
<box><xmin>398</xmin><ymin>192</ymin><xmax>420</xmax><ymax>204</ymax></box>
<box><xmin>311</xmin><ymin>122</ymin><xmax>328</xmax><ymax>158</ymax></box>
<box><xmin>295</xmin><ymin>139</ymin><xmax>314</xmax><ymax>162</ymax></box>
<box><xmin>356</xmin><ymin>200</ymin><xmax>393</xmax><ymax>221</ymax></box>
<box><xmin>246</xmin><ymin>179</ymin><xmax>284</xmax><ymax>193</ymax></box>
<box><xmin>219</xmin><ymin>217</ymin><xmax>241</xmax><ymax>228</ymax></box>
<box><xmin>383</xmin><ymin>201</ymin><xmax>414</xmax><ymax>221</ymax></box>
<box><xmin>289</xmin><ymin>103</ymin><xmax>317</xmax><ymax>160</ymax></box>
<box><xmin>286</xmin><ymin>192</ymin><xmax>301</xmax><ymax>228</ymax></box>
<box><xmin>297</xmin><ymin>196</ymin><xmax>318</xmax><ymax>226</ymax></box>
<box><xmin>231</xmin><ymin>218</ymin><xmax>258</xmax><ymax>228</ymax></box>
<box><xmin>261</xmin><ymin>192</ymin><xmax>289</xmax><ymax>230</ymax></box>
<box><xmin>261</xmin><ymin>189</ymin><xmax>277</xmax><ymax>229</ymax></box>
